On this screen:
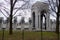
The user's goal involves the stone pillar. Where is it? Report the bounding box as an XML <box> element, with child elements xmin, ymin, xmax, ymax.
<box><xmin>50</xmin><ymin>20</ymin><xmax>52</xmax><ymax>31</ymax></box>
<box><xmin>39</xmin><ymin>12</ymin><xmax>41</xmax><ymax>30</ymax></box>
<box><xmin>31</xmin><ymin>12</ymin><xmax>33</xmax><ymax>31</ymax></box>
<box><xmin>35</xmin><ymin>11</ymin><xmax>40</xmax><ymax>31</ymax></box>
<box><xmin>35</xmin><ymin>12</ymin><xmax>38</xmax><ymax>30</ymax></box>
<box><xmin>31</xmin><ymin>12</ymin><xmax>36</xmax><ymax>31</ymax></box>
<box><xmin>13</xmin><ymin>23</ymin><xmax>17</xmax><ymax>30</ymax></box>
<box><xmin>46</xmin><ymin>12</ymin><xmax>50</xmax><ymax>31</ymax></box>
<box><xmin>21</xmin><ymin>24</ymin><xmax>24</xmax><ymax>31</ymax></box>
<box><xmin>29</xmin><ymin>23</ymin><xmax>32</xmax><ymax>31</ymax></box>
<box><xmin>48</xmin><ymin>12</ymin><xmax>51</xmax><ymax>31</ymax></box>
<box><xmin>29</xmin><ymin>18</ymin><xmax>32</xmax><ymax>31</ymax></box>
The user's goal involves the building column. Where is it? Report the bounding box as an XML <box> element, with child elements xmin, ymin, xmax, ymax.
<box><xmin>32</xmin><ymin>12</ymin><xmax>36</xmax><ymax>31</ymax></box>
<box><xmin>46</xmin><ymin>12</ymin><xmax>50</xmax><ymax>31</ymax></box>
<box><xmin>31</xmin><ymin>12</ymin><xmax>33</xmax><ymax>31</ymax></box>
<box><xmin>39</xmin><ymin>12</ymin><xmax>41</xmax><ymax>30</ymax></box>
<box><xmin>35</xmin><ymin>14</ymin><xmax>38</xmax><ymax>30</ymax></box>
<box><xmin>29</xmin><ymin>22</ymin><xmax>32</xmax><ymax>31</ymax></box>
<box><xmin>21</xmin><ymin>24</ymin><xmax>24</xmax><ymax>31</ymax></box>
<box><xmin>35</xmin><ymin>11</ymin><xmax>40</xmax><ymax>31</ymax></box>
<box><xmin>29</xmin><ymin>18</ymin><xmax>32</xmax><ymax>31</ymax></box>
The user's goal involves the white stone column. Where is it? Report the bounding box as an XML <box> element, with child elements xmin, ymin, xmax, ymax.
<box><xmin>39</xmin><ymin>12</ymin><xmax>41</xmax><ymax>30</ymax></box>
<box><xmin>35</xmin><ymin>11</ymin><xmax>40</xmax><ymax>31</ymax></box>
<box><xmin>46</xmin><ymin>12</ymin><xmax>50</xmax><ymax>31</ymax></box>
<box><xmin>35</xmin><ymin>12</ymin><xmax>38</xmax><ymax>30</ymax></box>
<box><xmin>31</xmin><ymin>12</ymin><xmax>33</xmax><ymax>31</ymax></box>
<box><xmin>29</xmin><ymin>19</ymin><xmax>32</xmax><ymax>31</ymax></box>
<box><xmin>48</xmin><ymin>12</ymin><xmax>51</xmax><ymax>31</ymax></box>
<box><xmin>29</xmin><ymin>23</ymin><xmax>32</xmax><ymax>31</ymax></box>
<box><xmin>21</xmin><ymin>24</ymin><xmax>24</xmax><ymax>31</ymax></box>
<box><xmin>13</xmin><ymin>23</ymin><xmax>17</xmax><ymax>30</ymax></box>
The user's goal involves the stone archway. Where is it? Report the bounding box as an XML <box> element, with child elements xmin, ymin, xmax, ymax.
<box><xmin>40</xmin><ymin>10</ymin><xmax>47</xmax><ymax>30</ymax></box>
<box><xmin>31</xmin><ymin>1</ymin><xmax>50</xmax><ymax>31</ymax></box>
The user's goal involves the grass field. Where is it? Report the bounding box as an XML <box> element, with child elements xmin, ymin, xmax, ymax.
<box><xmin>0</xmin><ymin>30</ymin><xmax>60</xmax><ymax>40</ymax></box>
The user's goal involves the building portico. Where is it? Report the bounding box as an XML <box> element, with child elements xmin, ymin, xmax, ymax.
<box><xmin>31</xmin><ymin>1</ymin><xmax>50</xmax><ymax>31</ymax></box>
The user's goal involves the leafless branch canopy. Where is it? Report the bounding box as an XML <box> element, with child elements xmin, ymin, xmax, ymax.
<box><xmin>48</xmin><ymin>0</ymin><xmax>58</xmax><ymax>13</ymax></box>
<box><xmin>0</xmin><ymin>0</ymin><xmax>30</xmax><ymax>18</ymax></box>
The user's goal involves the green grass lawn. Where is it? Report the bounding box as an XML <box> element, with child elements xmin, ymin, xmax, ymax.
<box><xmin>0</xmin><ymin>30</ymin><xmax>60</xmax><ymax>40</ymax></box>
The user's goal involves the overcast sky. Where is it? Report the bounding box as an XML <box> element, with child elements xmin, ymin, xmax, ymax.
<box><xmin>0</xmin><ymin>0</ymin><xmax>56</xmax><ymax>22</ymax></box>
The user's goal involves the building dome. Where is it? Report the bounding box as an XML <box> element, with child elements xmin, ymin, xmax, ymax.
<box><xmin>31</xmin><ymin>1</ymin><xmax>49</xmax><ymax>13</ymax></box>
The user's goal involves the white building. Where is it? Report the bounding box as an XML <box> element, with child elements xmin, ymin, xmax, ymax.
<box><xmin>31</xmin><ymin>1</ymin><xmax>60</xmax><ymax>32</ymax></box>
<box><xmin>0</xmin><ymin>1</ymin><xmax>60</xmax><ymax>32</ymax></box>
<box><xmin>31</xmin><ymin>1</ymin><xmax>51</xmax><ymax>31</ymax></box>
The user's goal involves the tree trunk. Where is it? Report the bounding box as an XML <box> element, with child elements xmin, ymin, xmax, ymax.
<box><xmin>56</xmin><ymin>0</ymin><xmax>60</xmax><ymax>34</ymax></box>
<box><xmin>9</xmin><ymin>0</ymin><xmax>13</xmax><ymax>35</ymax></box>
<box><xmin>56</xmin><ymin>12</ymin><xmax>59</xmax><ymax>34</ymax></box>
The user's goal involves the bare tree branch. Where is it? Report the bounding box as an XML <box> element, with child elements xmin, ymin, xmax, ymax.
<box><xmin>51</xmin><ymin>13</ymin><xmax>56</xmax><ymax>18</ymax></box>
<box><xmin>2</xmin><ymin>6</ymin><xmax>9</xmax><ymax>11</ymax></box>
<box><xmin>13</xmin><ymin>0</ymin><xmax>17</xmax><ymax>7</ymax></box>
<box><xmin>48</xmin><ymin>0</ymin><xmax>56</xmax><ymax>13</ymax></box>
<box><xmin>0</xmin><ymin>3</ymin><xmax>9</xmax><ymax>10</ymax></box>
<box><xmin>0</xmin><ymin>2</ymin><xmax>10</xmax><ymax>15</ymax></box>
<box><xmin>52</xmin><ymin>0</ymin><xmax>56</xmax><ymax>11</ymax></box>
<box><xmin>49</xmin><ymin>10</ymin><xmax>56</xmax><ymax>18</ymax></box>
<box><xmin>0</xmin><ymin>10</ymin><xmax>7</xmax><ymax>17</ymax></box>
<box><xmin>13</xmin><ymin>0</ymin><xmax>30</xmax><ymax>16</ymax></box>
<box><xmin>4</xmin><ymin>0</ymin><xmax>10</xmax><ymax>4</ymax></box>
<box><xmin>2</xmin><ymin>9</ymin><xmax>9</xmax><ymax>15</ymax></box>
<box><xmin>56</xmin><ymin>0</ymin><xmax>59</xmax><ymax>7</ymax></box>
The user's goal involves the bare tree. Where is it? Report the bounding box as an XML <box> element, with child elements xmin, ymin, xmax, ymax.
<box><xmin>0</xmin><ymin>0</ymin><xmax>30</xmax><ymax>34</ymax></box>
<box><xmin>0</xmin><ymin>3</ymin><xmax>9</xmax><ymax>18</ymax></box>
<box><xmin>10</xmin><ymin>0</ymin><xmax>30</xmax><ymax>34</ymax></box>
<box><xmin>48</xmin><ymin>0</ymin><xmax>60</xmax><ymax>33</ymax></box>
<box><xmin>48</xmin><ymin>0</ymin><xmax>60</xmax><ymax>40</ymax></box>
